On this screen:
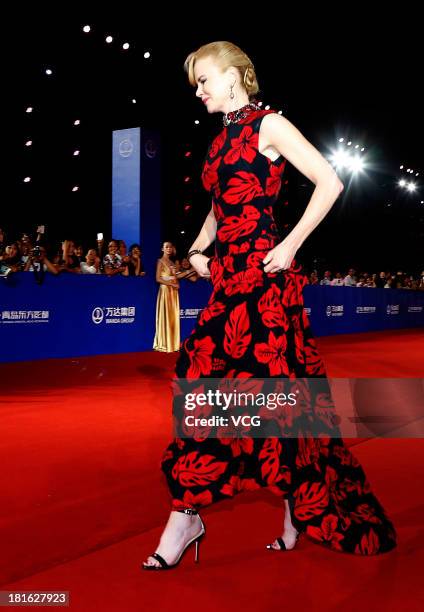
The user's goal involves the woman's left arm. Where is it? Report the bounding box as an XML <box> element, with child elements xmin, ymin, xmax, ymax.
<box><xmin>260</xmin><ymin>113</ymin><xmax>344</xmax><ymax>273</ymax></box>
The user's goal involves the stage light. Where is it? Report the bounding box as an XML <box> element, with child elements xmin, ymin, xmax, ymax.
<box><xmin>131</xmin><ymin>98</ymin><xmax>137</xmax><ymax>104</ymax></box>
<box><xmin>105</xmin><ymin>36</ymin><xmax>113</xmax><ymax>43</ymax></box>
<box><xmin>330</xmin><ymin>149</ymin><xmax>351</xmax><ymax>170</ymax></box>
<box><xmin>82</xmin><ymin>25</ymin><xmax>91</xmax><ymax>33</ymax></box>
<box><xmin>264</xmin><ymin>105</ymin><xmax>270</xmax><ymax>110</ymax></box>
<box><xmin>184</xmin><ymin>177</ymin><xmax>191</xmax><ymax>183</ymax></box>
<box><xmin>25</xmin><ymin>140</ymin><xmax>32</xmax><ymax>147</ymax></box>
<box><xmin>45</xmin><ymin>68</ymin><xmax>53</xmax><ymax>75</ymax></box>
<box><xmin>23</xmin><ymin>177</ymin><xmax>31</xmax><ymax>182</ymax></box>
<box><xmin>258</xmin><ymin>101</ymin><xmax>263</xmax><ymax>106</ymax></box>
<box><xmin>184</xmin><ymin>204</ymin><xmax>191</xmax><ymax>211</ymax></box>
<box><xmin>349</xmin><ymin>156</ymin><xmax>364</xmax><ymax>173</ymax></box>
<box><xmin>73</xmin><ymin>150</ymin><xmax>80</xmax><ymax>156</ymax></box>
<box><xmin>144</xmin><ymin>51</ymin><xmax>150</xmax><ymax>59</ymax></box>
<box><xmin>339</xmin><ymin>138</ymin><xmax>344</xmax><ymax>142</ymax></box>
<box><xmin>400</xmin><ymin>165</ymin><xmax>404</xmax><ymax>169</ymax></box>
<box><xmin>72</xmin><ymin>186</ymin><xmax>79</xmax><ymax>192</ymax></box>
<box><xmin>194</xmin><ymin>120</ymin><xmax>199</xmax><ymax>125</ymax></box>
<box><xmin>347</xmin><ymin>141</ymin><xmax>352</xmax><ymax>146</ymax></box>
<box><xmin>399</xmin><ymin>179</ymin><xmax>406</xmax><ymax>187</ymax></box>
<box><xmin>73</xmin><ymin>119</ymin><xmax>80</xmax><ymax>126</ymax></box>
<box><xmin>360</xmin><ymin>147</ymin><xmax>365</xmax><ymax>151</ymax></box>
<box><xmin>26</xmin><ymin>107</ymin><xmax>33</xmax><ymax>113</ymax></box>
<box><xmin>407</xmin><ymin>182</ymin><xmax>416</xmax><ymax>192</ymax></box>
<box><xmin>180</xmin><ymin>230</ymin><xmax>185</xmax><ymax>234</ymax></box>
<box><xmin>122</xmin><ymin>42</ymin><xmax>130</xmax><ymax>50</ymax></box>
<box><xmin>278</xmin><ymin>110</ymin><xmax>282</xmax><ymax>114</ymax></box>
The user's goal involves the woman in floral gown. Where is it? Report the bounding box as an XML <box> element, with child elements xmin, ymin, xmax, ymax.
<box><xmin>142</xmin><ymin>41</ymin><xmax>397</xmax><ymax>570</ymax></box>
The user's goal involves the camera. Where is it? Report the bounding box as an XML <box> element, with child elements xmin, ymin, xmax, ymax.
<box><xmin>32</xmin><ymin>246</ymin><xmax>41</xmax><ymax>257</ymax></box>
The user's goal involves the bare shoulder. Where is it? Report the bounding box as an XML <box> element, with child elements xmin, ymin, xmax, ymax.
<box><xmin>260</xmin><ymin>112</ymin><xmax>343</xmax><ymax>188</ymax></box>
<box><xmin>260</xmin><ymin>112</ymin><xmax>306</xmax><ymax>147</ymax></box>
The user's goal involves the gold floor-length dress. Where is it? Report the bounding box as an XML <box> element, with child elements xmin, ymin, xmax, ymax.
<box><xmin>153</xmin><ymin>260</ymin><xmax>180</xmax><ymax>352</ymax></box>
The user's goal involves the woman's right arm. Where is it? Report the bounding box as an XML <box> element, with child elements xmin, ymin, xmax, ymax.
<box><xmin>189</xmin><ymin>204</ymin><xmax>216</xmax><ymax>253</ymax></box>
<box><xmin>187</xmin><ymin>204</ymin><xmax>216</xmax><ymax>277</ymax></box>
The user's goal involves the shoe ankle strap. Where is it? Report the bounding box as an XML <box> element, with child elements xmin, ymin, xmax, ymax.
<box><xmin>176</xmin><ymin>507</ymin><xmax>198</xmax><ymax>515</ymax></box>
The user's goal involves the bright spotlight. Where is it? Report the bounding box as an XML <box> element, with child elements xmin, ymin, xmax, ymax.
<box><xmin>105</xmin><ymin>36</ymin><xmax>113</xmax><ymax>43</ymax></box>
<box><xmin>348</xmin><ymin>156</ymin><xmax>364</xmax><ymax>173</ymax></box>
<box><xmin>407</xmin><ymin>182</ymin><xmax>416</xmax><ymax>192</ymax></box>
<box><xmin>330</xmin><ymin>149</ymin><xmax>351</xmax><ymax>170</ymax></box>
<box><xmin>73</xmin><ymin>119</ymin><xmax>80</xmax><ymax>126</ymax></box>
<box><xmin>23</xmin><ymin>177</ymin><xmax>31</xmax><ymax>182</ymax></box>
<box><xmin>122</xmin><ymin>42</ymin><xmax>130</xmax><ymax>50</ymax></box>
<box><xmin>26</xmin><ymin>107</ymin><xmax>33</xmax><ymax>113</ymax></box>
<box><xmin>339</xmin><ymin>138</ymin><xmax>344</xmax><ymax>142</ymax></box>
<box><xmin>45</xmin><ymin>68</ymin><xmax>53</xmax><ymax>75</ymax></box>
<box><xmin>72</xmin><ymin>186</ymin><xmax>79</xmax><ymax>192</ymax></box>
<box><xmin>82</xmin><ymin>25</ymin><xmax>91</xmax><ymax>33</ymax></box>
<box><xmin>73</xmin><ymin>150</ymin><xmax>80</xmax><ymax>156</ymax></box>
<box><xmin>194</xmin><ymin>120</ymin><xmax>200</xmax><ymax>125</ymax></box>
<box><xmin>131</xmin><ymin>99</ymin><xmax>137</xmax><ymax>104</ymax></box>
<box><xmin>25</xmin><ymin>140</ymin><xmax>32</xmax><ymax>147</ymax></box>
<box><xmin>398</xmin><ymin>179</ymin><xmax>406</xmax><ymax>187</ymax></box>
<box><xmin>144</xmin><ymin>51</ymin><xmax>150</xmax><ymax>59</ymax></box>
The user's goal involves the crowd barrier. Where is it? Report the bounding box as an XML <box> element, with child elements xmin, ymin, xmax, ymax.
<box><xmin>0</xmin><ymin>273</ymin><xmax>422</xmax><ymax>362</ymax></box>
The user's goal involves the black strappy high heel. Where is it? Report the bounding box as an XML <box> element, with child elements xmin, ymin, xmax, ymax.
<box><xmin>266</xmin><ymin>493</ymin><xmax>303</xmax><ymax>551</ymax></box>
<box><xmin>142</xmin><ymin>508</ymin><xmax>205</xmax><ymax>571</ymax></box>
<box><xmin>266</xmin><ymin>530</ymin><xmax>301</xmax><ymax>551</ymax></box>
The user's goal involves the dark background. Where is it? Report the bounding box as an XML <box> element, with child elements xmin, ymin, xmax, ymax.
<box><xmin>3</xmin><ymin>11</ymin><xmax>422</xmax><ymax>275</ymax></box>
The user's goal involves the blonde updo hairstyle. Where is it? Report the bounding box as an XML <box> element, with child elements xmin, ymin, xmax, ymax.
<box><xmin>184</xmin><ymin>41</ymin><xmax>259</xmax><ymax>100</ymax></box>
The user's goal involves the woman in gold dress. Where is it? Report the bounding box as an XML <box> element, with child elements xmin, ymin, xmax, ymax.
<box><xmin>153</xmin><ymin>242</ymin><xmax>197</xmax><ymax>352</ymax></box>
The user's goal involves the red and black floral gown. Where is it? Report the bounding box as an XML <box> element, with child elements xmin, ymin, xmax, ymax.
<box><xmin>160</xmin><ymin>104</ymin><xmax>397</xmax><ymax>555</ymax></box>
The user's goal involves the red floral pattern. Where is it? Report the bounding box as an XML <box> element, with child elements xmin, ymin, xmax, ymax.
<box><xmin>160</xmin><ymin>108</ymin><xmax>397</xmax><ymax>555</ymax></box>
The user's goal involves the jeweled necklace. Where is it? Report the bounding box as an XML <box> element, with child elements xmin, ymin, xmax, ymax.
<box><xmin>223</xmin><ymin>101</ymin><xmax>261</xmax><ymax>126</ymax></box>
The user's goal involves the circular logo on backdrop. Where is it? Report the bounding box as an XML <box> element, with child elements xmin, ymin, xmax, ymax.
<box><xmin>326</xmin><ymin>305</ymin><xmax>332</xmax><ymax>317</ymax></box>
<box><xmin>92</xmin><ymin>307</ymin><xmax>104</xmax><ymax>324</ymax></box>
<box><xmin>119</xmin><ymin>138</ymin><xmax>134</xmax><ymax>158</ymax></box>
<box><xmin>145</xmin><ymin>139</ymin><xmax>157</xmax><ymax>159</ymax></box>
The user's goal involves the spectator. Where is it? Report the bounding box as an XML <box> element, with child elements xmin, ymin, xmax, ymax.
<box><xmin>122</xmin><ymin>243</ymin><xmax>145</xmax><ymax>276</ymax></box>
<box><xmin>343</xmin><ymin>268</ymin><xmax>357</xmax><ymax>286</ymax></box>
<box><xmin>375</xmin><ymin>271</ymin><xmax>387</xmax><ymax>288</ymax></box>
<box><xmin>59</xmin><ymin>240</ymin><xmax>81</xmax><ymax>273</ymax></box>
<box><xmin>331</xmin><ymin>272</ymin><xmax>344</xmax><ymax>286</ymax></box>
<box><xmin>103</xmin><ymin>240</ymin><xmax>126</xmax><ymax>276</ymax></box>
<box><xmin>309</xmin><ymin>271</ymin><xmax>319</xmax><ymax>285</ymax></box>
<box><xmin>23</xmin><ymin>245</ymin><xmax>58</xmax><ymax>275</ymax></box>
<box><xmin>0</xmin><ymin>243</ymin><xmax>22</xmax><ymax>274</ymax></box>
<box><xmin>80</xmin><ymin>249</ymin><xmax>101</xmax><ymax>274</ymax></box>
<box><xmin>320</xmin><ymin>270</ymin><xmax>332</xmax><ymax>285</ymax></box>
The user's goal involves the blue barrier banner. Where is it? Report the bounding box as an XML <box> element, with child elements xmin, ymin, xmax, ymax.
<box><xmin>0</xmin><ymin>274</ymin><xmax>422</xmax><ymax>363</ymax></box>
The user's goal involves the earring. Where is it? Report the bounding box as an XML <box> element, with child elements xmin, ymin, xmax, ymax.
<box><xmin>230</xmin><ymin>84</ymin><xmax>235</xmax><ymax>100</ymax></box>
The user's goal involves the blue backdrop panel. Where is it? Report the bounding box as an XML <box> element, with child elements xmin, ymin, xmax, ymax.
<box><xmin>112</xmin><ymin>128</ymin><xmax>141</xmax><ymax>250</ymax></box>
<box><xmin>0</xmin><ymin>274</ymin><xmax>422</xmax><ymax>363</ymax></box>
<box><xmin>112</xmin><ymin>126</ymin><xmax>161</xmax><ymax>282</ymax></box>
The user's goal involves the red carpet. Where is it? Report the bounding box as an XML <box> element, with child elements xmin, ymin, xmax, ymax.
<box><xmin>0</xmin><ymin>328</ymin><xmax>423</xmax><ymax>611</ymax></box>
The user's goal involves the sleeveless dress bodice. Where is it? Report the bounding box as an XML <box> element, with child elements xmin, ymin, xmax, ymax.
<box><xmin>201</xmin><ymin>108</ymin><xmax>292</xmax><ymax>278</ymax></box>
